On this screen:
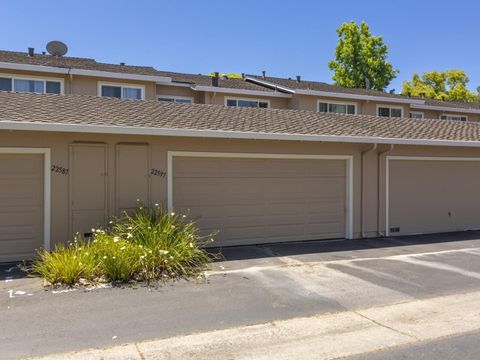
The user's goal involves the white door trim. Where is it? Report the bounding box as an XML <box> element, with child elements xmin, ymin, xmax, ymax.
<box><xmin>0</xmin><ymin>147</ymin><xmax>51</xmax><ymax>251</ymax></box>
<box><xmin>167</xmin><ymin>151</ymin><xmax>354</xmax><ymax>239</ymax></box>
<box><xmin>385</xmin><ymin>155</ymin><xmax>480</xmax><ymax>237</ymax></box>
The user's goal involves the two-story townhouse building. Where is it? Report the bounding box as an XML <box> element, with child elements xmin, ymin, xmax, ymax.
<box><xmin>2</xmin><ymin>45</ymin><xmax>480</xmax><ymax>262</ymax></box>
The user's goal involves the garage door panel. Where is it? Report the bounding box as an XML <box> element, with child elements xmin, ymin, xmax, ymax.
<box><xmin>173</xmin><ymin>156</ymin><xmax>347</xmax><ymax>246</ymax></box>
<box><xmin>0</xmin><ymin>154</ymin><xmax>44</xmax><ymax>261</ymax></box>
<box><xmin>389</xmin><ymin>160</ymin><xmax>480</xmax><ymax>235</ymax></box>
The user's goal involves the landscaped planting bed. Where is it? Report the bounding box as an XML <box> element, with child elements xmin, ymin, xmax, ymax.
<box><xmin>29</xmin><ymin>204</ymin><xmax>216</xmax><ymax>286</ymax></box>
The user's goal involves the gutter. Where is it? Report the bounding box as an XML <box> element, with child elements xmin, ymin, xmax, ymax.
<box><xmin>1</xmin><ymin>121</ymin><xmax>480</xmax><ymax>148</ymax></box>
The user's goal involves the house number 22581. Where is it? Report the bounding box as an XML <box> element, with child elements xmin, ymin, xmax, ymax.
<box><xmin>51</xmin><ymin>165</ymin><xmax>69</xmax><ymax>175</ymax></box>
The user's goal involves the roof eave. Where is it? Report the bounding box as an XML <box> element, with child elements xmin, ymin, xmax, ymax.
<box><xmin>0</xmin><ymin>61</ymin><xmax>172</xmax><ymax>83</ymax></box>
<box><xmin>295</xmin><ymin>89</ymin><xmax>425</xmax><ymax>105</ymax></box>
<box><xmin>1</xmin><ymin>120</ymin><xmax>479</xmax><ymax>148</ymax></box>
<box><xmin>192</xmin><ymin>85</ymin><xmax>293</xmax><ymax>98</ymax></box>
<box><xmin>411</xmin><ymin>103</ymin><xmax>480</xmax><ymax>114</ymax></box>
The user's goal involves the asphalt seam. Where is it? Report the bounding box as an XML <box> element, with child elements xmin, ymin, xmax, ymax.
<box><xmin>352</xmin><ymin>311</ymin><xmax>420</xmax><ymax>341</ymax></box>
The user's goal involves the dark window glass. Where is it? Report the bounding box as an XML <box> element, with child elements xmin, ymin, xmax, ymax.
<box><xmin>101</xmin><ymin>85</ymin><xmax>121</xmax><ymax>98</ymax></box>
<box><xmin>175</xmin><ymin>98</ymin><xmax>192</xmax><ymax>104</ymax></box>
<box><xmin>318</xmin><ymin>102</ymin><xmax>328</xmax><ymax>112</ymax></box>
<box><xmin>258</xmin><ymin>101</ymin><xmax>268</xmax><ymax>108</ymax></box>
<box><xmin>0</xmin><ymin>77</ymin><xmax>12</xmax><ymax>91</ymax></box>
<box><xmin>158</xmin><ymin>97</ymin><xmax>175</xmax><ymax>102</ymax></box>
<box><xmin>46</xmin><ymin>81</ymin><xmax>61</xmax><ymax>94</ymax></box>
<box><xmin>238</xmin><ymin>100</ymin><xmax>257</xmax><ymax>107</ymax></box>
<box><xmin>347</xmin><ymin>105</ymin><xmax>356</xmax><ymax>114</ymax></box>
<box><xmin>226</xmin><ymin>99</ymin><xmax>237</xmax><ymax>107</ymax></box>
<box><xmin>378</xmin><ymin>107</ymin><xmax>390</xmax><ymax>117</ymax></box>
<box><xmin>391</xmin><ymin>108</ymin><xmax>402</xmax><ymax>117</ymax></box>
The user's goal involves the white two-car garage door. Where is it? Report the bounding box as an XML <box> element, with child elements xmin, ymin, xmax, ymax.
<box><xmin>0</xmin><ymin>153</ymin><xmax>45</xmax><ymax>262</ymax></box>
<box><xmin>387</xmin><ymin>157</ymin><xmax>480</xmax><ymax>236</ymax></box>
<box><xmin>170</xmin><ymin>153</ymin><xmax>352</xmax><ymax>247</ymax></box>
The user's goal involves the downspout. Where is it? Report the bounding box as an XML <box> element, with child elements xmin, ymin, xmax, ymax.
<box><xmin>360</xmin><ymin>143</ymin><xmax>377</xmax><ymax>238</ymax></box>
<box><xmin>377</xmin><ymin>144</ymin><xmax>395</xmax><ymax>236</ymax></box>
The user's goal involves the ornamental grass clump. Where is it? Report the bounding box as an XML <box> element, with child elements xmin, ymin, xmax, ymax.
<box><xmin>111</xmin><ymin>204</ymin><xmax>215</xmax><ymax>282</ymax></box>
<box><xmin>30</xmin><ymin>239</ymin><xmax>97</xmax><ymax>286</ymax></box>
<box><xmin>29</xmin><ymin>204</ymin><xmax>215</xmax><ymax>286</ymax></box>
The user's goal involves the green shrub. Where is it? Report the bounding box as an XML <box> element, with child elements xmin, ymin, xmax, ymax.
<box><xmin>29</xmin><ymin>205</ymin><xmax>215</xmax><ymax>286</ymax></box>
<box><xmin>30</xmin><ymin>239</ymin><xmax>97</xmax><ymax>286</ymax></box>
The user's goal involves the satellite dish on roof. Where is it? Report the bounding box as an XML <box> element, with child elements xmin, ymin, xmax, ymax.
<box><xmin>46</xmin><ymin>41</ymin><xmax>68</xmax><ymax>57</ymax></box>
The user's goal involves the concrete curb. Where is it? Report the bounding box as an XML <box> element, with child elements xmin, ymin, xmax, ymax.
<box><xmin>27</xmin><ymin>290</ymin><xmax>480</xmax><ymax>360</ymax></box>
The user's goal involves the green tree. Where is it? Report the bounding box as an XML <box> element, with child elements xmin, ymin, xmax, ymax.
<box><xmin>402</xmin><ymin>70</ymin><xmax>479</xmax><ymax>102</ymax></box>
<box><xmin>328</xmin><ymin>21</ymin><xmax>398</xmax><ymax>91</ymax></box>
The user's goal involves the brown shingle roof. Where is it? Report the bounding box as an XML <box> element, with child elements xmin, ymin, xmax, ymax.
<box><xmin>0</xmin><ymin>50</ymin><xmax>161</xmax><ymax>76</ymax></box>
<box><xmin>1</xmin><ymin>91</ymin><xmax>480</xmax><ymax>145</ymax></box>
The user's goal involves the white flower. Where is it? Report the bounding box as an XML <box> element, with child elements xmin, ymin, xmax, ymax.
<box><xmin>113</xmin><ymin>236</ymin><xmax>120</xmax><ymax>243</ymax></box>
<box><xmin>120</xmin><ymin>246</ymin><xmax>125</xmax><ymax>251</ymax></box>
<box><xmin>148</xmin><ymin>226</ymin><xmax>151</xmax><ymax>230</ymax></box>
<box><xmin>159</xmin><ymin>250</ymin><xmax>169</xmax><ymax>255</ymax></box>
<box><xmin>170</xmin><ymin>212</ymin><xmax>175</xmax><ymax>216</ymax></box>
<box><xmin>127</xmin><ymin>233</ymin><xmax>133</xmax><ymax>239</ymax></box>
<box><xmin>140</xmin><ymin>255</ymin><xmax>145</xmax><ymax>259</ymax></box>
<box><xmin>182</xmin><ymin>215</ymin><xmax>186</xmax><ymax>218</ymax></box>
<box><xmin>139</xmin><ymin>245</ymin><xmax>143</xmax><ymax>248</ymax></box>
<box><xmin>91</xmin><ymin>228</ymin><xmax>96</xmax><ymax>232</ymax></box>
<box><xmin>148</xmin><ymin>250</ymin><xmax>152</xmax><ymax>254</ymax></box>
<box><xmin>128</xmin><ymin>226</ymin><xmax>133</xmax><ymax>230</ymax></box>
<box><xmin>109</xmin><ymin>220</ymin><xmax>113</xmax><ymax>224</ymax></box>
<box><xmin>189</xmin><ymin>242</ymin><xmax>193</xmax><ymax>248</ymax></box>
<box><xmin>103</xmin><ymin>255</ymin><xmax>107</xmax><ymax>259</ymax></box>
<box><xmin>154</xmin><ymin>203</ymin><xmax>159</xmax><ymax>207</ymax></box>
<box><xmin>112</xmin><ymin>256</ymin><xmax>116</xmax><ymax>260</ymax></box>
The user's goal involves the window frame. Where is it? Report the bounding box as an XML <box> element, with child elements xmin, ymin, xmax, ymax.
<box><xmin>157</xmin><ymin>95</ymin><xmax>194</xmax><ymax>104</ymax></box>
<box><xmin>224</xmin><ymin>97</ymin><xmax>271</xmax><ymax>108</ymax></box>
<box><xmin>0</xmin><ymin>73</ymin><xmax>64</xmax><ymax>94</ymax></box>
<box><xmin>409</xmin><ymin>111</ymin><xmax>424</xmax><ymax>120</ymax></box>
<box><xmin>376</xmin><ymin>105</ymin><xmax>404</xmax><ymax>118</ymax></box>
<box><xmin>439</xmin><ymin>114</ymin><xmax>468</xmax><ymax>122</ymax></box>
<box><xmin>98</xmin><ymin>82</ymin><xmax>145</xmax><ymax>100</ymax></box>
<box><xmin>317</xmin><ymin>99</ymin><xmax>357</xmax><ymax>115</ymax></box>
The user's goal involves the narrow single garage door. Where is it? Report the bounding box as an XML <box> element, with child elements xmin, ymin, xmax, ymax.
<box><xmin>388</xmin><ymin>158</ymin><xmax>480</xmax><ymax>236</ymax></box>
<box><xmin>172</xmin><ymin>156</ymin><xmax>347</xmax><ymax>247</ymax></box>
<box><xmin>0</xmin><ymin>154</ymin><xmax>44</xmax><ymax>262</ymax></box>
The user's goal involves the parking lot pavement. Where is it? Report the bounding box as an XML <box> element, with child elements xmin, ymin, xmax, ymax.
<box><xmin>3</xmin><ymin>231</ymin><xmax>480</xmax><ymax>359</ymax></box>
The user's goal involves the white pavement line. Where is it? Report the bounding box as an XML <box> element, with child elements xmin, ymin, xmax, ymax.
<box><xmin>396</xmin><ymin>257</ymin><xmax>480</xmax><ymax>280</ymax></box>
<box><xmin>30</xmin><ymin>290</ymin><xmax>480</xmax><ymax>360</ymax></box>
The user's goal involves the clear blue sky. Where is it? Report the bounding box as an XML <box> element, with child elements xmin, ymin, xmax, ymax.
<box><xmin>2</xmin><ymin>0</ymin><xmax>479</xmax><ymax>92</ymax></box>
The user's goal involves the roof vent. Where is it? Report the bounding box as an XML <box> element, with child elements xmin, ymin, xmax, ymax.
<box><xmin>27</xmin><ymin>47</ymin><xmax>34</xmax><ymax>57</ymax></box>
<box><xmin>221</xmin><ymin>74</ymin><xmax>228</xmax><ymax>80</ymax></box>
<box><xmin>46</xmin><ymin>40</ymin><xmax>68</xmax><ymax>57</ymax></box>
<box><xmin>120</xmin><ymin>62</ymin><xmax>125</xmax><ymax>66</ymax></box>
<box><xmin>212</xmin><ymin>72</ymin><xmax>219</xmax><ymax>87</ymax></box>
<box><xmin>262</xmin><ymin>70</ymin><xmax>266</xmax><ymax>79</ymax></box>
<box><xmin>241</xmin><ymin>73</ymin><xmax>245</xmax><ymax>80</ymax></box>
<box><xmin>296</xmin><ymin>75</ymin><xmax>301</xmax><ymax>83</ymax></box>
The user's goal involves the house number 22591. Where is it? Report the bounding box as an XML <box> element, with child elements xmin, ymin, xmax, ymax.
<box><xmin>150</xmin><ymin>169</ymin><xmax>167</xmax><ymax>178</ymax></box>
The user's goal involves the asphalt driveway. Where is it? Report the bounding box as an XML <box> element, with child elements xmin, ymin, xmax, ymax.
<box><xmin>3</xmin><ymin>231</ymin><xmax>480</xmax><ymax>359</ymax></box>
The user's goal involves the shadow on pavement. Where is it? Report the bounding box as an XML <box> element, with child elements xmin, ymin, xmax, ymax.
<box><xmin>208</xmin><ymin>230</ymin><xmax>480</xmax><ymax>262</ymax></box>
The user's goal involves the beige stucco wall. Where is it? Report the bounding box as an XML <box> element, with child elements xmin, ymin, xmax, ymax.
<box><xmin>2</xmin><ymin>130</ymin><xmax>480</xmax><ymax>249</ymax></box>
<box><xmin>156</xmin><ymin>84</ymin><xmax>200</xmax><ymax>103</ymax></box>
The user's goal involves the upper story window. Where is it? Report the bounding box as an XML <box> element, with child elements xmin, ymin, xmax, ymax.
<box><xmin>226</xmin><ymin>98</ymin><xmax>269</xmax><ymax>108</ymax></box>
<box><xmin>378</xmin><ymin>105</ymin><xmax>403</xmax><ymax>118</ymax></box>
<box><xmin>318</xmin><ymin>101</ymin><xmax>356</xmax><ymax>115</ymax></box>
<box><xmin>158</xmin><ymin>95</ymin><xmax>193</xmax><ymax>104</ymax></box>
<box><xmin>410</xmin><ymin>112</ymin><xmax>424</xmax><ymax>120</ymax></box>
<box><xmin>99</xmin><ymin>83</ymin><xmax>144</xmax><ymax>100</ymax></box>
<box><xmin>440</xmin><ymin>114</ymin><xmax>467</xmax><ymax>122</ymax></box>
<box><xmin>0</xmin><ymin>75</ymin><xmax>62</xmax><ymax>94</ymax></box>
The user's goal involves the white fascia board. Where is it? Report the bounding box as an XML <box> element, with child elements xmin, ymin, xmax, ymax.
<box><xmin>192</xmin><ymin>85</ymin><xmax>292</xmax><ymax>98</ymax></box>
<box><xmin>156</xmin><ymin>81</ymin><xmax>192</xmax><ymax>88</ymax></box>
<box><xmin>0</xmin><ymin>62</ymin><xmax>172</xmax><ymax>83</ymax></box>
<box><xmin>244</xmin><ymin>77</ymin><xmax>296</xmax><ymax>94</ymax></box>
<box><xmin>2</xmin><ymin>120</ymin><xmax>480</xmax><ymax>148</ymax></box>
<box><xmin>411</xmin><ymin>103</ymin><xmax>480</xmax><ymax>114</ymax></box>
<box><xmin>295</xmin><ymin>89</ymin><xmax>425</xmax><ymax>105</ymax></box>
